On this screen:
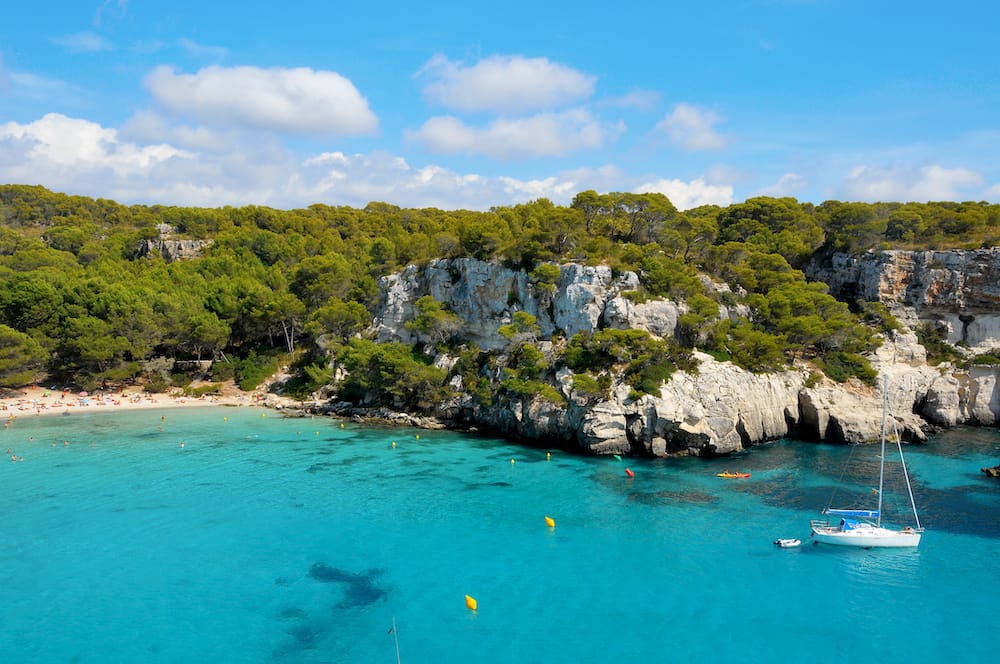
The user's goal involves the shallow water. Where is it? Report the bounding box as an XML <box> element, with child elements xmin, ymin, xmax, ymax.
<box><xmin>2</xmin><ymin>408</ymin><xmax>998</xmax><ymax>663</ymax></box>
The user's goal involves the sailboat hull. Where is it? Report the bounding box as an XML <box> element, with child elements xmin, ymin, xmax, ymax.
<box><xmin>810</xmin><ymin>377</ymin><xmax>923</xmax><ymax>550</ymax></box>
<box><xmin>810</xmin><ymin>521</ymin><xmax>921</xmax><ymax>548</ymax></box>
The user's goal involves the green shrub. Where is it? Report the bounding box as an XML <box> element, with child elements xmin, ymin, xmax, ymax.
<box><xmin>232</xmin><ymin>351</ymin><xmax>280</xmax><ymax>391</ymax></box>
<box><xmin>502</xmin><ymin>378</ymin><xmax>565</xmax><ymax>404</ymax></box>
<box><xmin>571</xmin><ymin>373</ymin><xmax>608</xmax><ymax>401</ymax></box>
<box><xmin>620</xmin><ymin>290</ymin><xmax>650</xmax><ymax>304</ymax></box>
<box><xmin>144</xmin><ymin>376</ymin><xmax>169</xmax><ymax>393</ymax></box>
<box><xmin>816</xmin><ymin>350</ymin><xmax>877</xmax><ymax>385</ymax></box>
<box><xmin>336</xmin><ymin>338</ymin><xmax>449</xmax><ymax>411</ymax></box>
<box><xmin>915</xmin><ymin>322</ymin><xmax>961</xmax><ymax>366</ymax></box>
<box><xmin>626</xmin><ymin>361</ymin><xmax>673</xmax><ymax>398</ymax></box>
<box><xmin>530</xmin><ymin>263</ymin><xmax>561</xmax><ymax>286</ymax></box>
<box><xmin>858</xmin><ymin>301</ymin><xmax>902</xmax><ymax>335</ymax></box>
<box><xmin>183</xmin><ymin>383</ymin><xmax>222</xmax><ymax>397</ymax></box>
<box><xmin>283</xmin><ymin>363</ymin><xmax>333</xmax><ymax>400</ymax></box>
<box><xmin>724</xmin><ymin>321</ymin><xmax>788</xmax><ymax>373</ymax></box>
<box><xmin>210</xmin><ymin>360</ymin><xmax>235</xmax><ymax>382</ymax></box>
<box><xmin>564</xmin><ymin>328</ymin><xmax>696</xmax><ymax>397</ymax></box>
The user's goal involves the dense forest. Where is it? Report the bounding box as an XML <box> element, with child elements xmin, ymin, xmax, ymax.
<box><xmin>1</xmin><ymin>184</ymin><xmax>998</xmax><ymax>410</ymax></box>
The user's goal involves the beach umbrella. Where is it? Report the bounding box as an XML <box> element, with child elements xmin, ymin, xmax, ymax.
<box><xmin>79</xmin><ymin>391</ymin><xmax>88</xmax><ymax>397</ymax></box>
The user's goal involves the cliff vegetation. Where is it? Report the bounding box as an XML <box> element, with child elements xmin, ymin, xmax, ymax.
<box><xmin>2</xmin><ymin>184</ymin><xmax>999</xmax><ymax>454</ymax></box>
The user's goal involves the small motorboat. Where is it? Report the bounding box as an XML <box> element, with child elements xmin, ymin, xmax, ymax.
<box><xmin>716</xmin><ymin>471</ymin><xmax>751</xmax><ymax>479</ymax></box>
<box><xmin>774</xmin><ymin>538</ymin><xmax>801</xmax><ymax>548</ymax></box>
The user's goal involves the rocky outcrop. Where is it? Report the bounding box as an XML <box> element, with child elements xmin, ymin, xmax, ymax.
<box><xmin>136</xmin><ymin>238</ymin><xmax>213</xmax><ymax>262</ymax></box>
<box><xmin>636</xmin><ymin>354</ymin><xmax>804</xmax><ymax>455</ymax></box>
<box><xmin>361</xmin><ymin>255</ymin><xmax>1000</xmax><ymax>457</ymax></box>
<box><xmin>808</xmin><ymin>249</ymin><xmax>1000</xmax><ymax>351</ymax></box>
<box><xmin>374</xmin><ymin>259</ymin><xmax>642</xmax><ymax>350</ymax></box>
<box><xmin>134</xmin><ymin>223</ymin><xmax>213</xmax><ymax>262</ymax></box>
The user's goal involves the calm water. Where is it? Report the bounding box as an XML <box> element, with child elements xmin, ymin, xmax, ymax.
<box><xmin>2</xmin><ymin>407</ymin><xmax>998</xmax><ymax>663</ymax></box>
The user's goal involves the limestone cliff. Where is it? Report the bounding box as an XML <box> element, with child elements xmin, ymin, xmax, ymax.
<box><xmin>362</xmin><ymin>256</ymin><xmax>1000</xmax><ymax>457</ymax></box>
<box><xmin>374</xmin><ymin>259</ymin><xmax>642</xmax><ymax>350</ymax></box>
<box><xmin>134</xmin><ymin>223</ymin><xmax>214</xmax><ymax>262</ymax></box>
<box><xmin>809</xmin><ymin>249</ymin><xmax>1000</xmax><ymax>351</ymax></box>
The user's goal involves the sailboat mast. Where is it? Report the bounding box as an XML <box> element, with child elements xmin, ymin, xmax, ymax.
<box><xmin>392</xmin><ymin>615</ymin><xmax>401</xmax><ymax>664</ymax></box>
<box><xmin>877</xmin><ymin>376</ymin><xmax>888</xmax><ymax>527</ymax></box>
<box><xmin>886</xmin><ymin>385</ymin><xmax>923</xmax><ymax>530</ymax></box>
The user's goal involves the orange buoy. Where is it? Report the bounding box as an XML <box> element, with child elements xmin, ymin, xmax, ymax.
<box><xmin>625</xmin><ymin>468</ymin><xmax>635</xmax><ymax>478</ymax></box>
<box><xmin>465</xmin><ymin>594</ymin><xmax>478</xmax><ymax>611</ymax></box>
<box><xmin>544</xmin><ymin>516</ymin><xmax>555</xmax><ymax>528</ymax></box>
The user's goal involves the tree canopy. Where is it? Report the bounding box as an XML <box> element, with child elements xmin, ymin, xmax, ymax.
<box><xmin>0</xmin><ymin>183</ymin><xmax>995</xmax><ymax>394</ymax></box>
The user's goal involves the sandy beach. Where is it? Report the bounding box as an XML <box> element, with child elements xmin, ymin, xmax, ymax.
<box><xmin>0</xmin><ymin>384</ymin><xmax>297</xmax><ymax>420</ymax></box>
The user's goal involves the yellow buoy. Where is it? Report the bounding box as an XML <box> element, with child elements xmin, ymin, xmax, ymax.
<box><xmin>546</xmin><ymin>452</ymin><xmax>551</xmax><ymax>460</ymax></box>
<box><xmin>340</xmin><ymin>423</ymin><xmax>344</xmax><ymax>428</ymax></box>
<box><xmin>415</xmin><ymin>434</ymin><xmax>420</xmax><ymax>439</ymax></box>
<box><xmin>510</xmin><ymin>458</ymin><xmax>515</xmax><ymax>464</ymax></box>
<box><xmin>465</xmin><ymin>594</ymin><xmax>478</xmax><ymax>611</ymax></box>
<box><xmin>544</xmin><ymin>516</ymin><xmax>555</xmax><ymax>528</ymax></box>
<box><xmin>391</xmin><ymin>441</ymin><xmax>396</xmax><ymax>448</ymax></box>
<box><xmin>223</xmin><ymin>417</ymin><xmax>227</xmax><ymax>422</ymax></box>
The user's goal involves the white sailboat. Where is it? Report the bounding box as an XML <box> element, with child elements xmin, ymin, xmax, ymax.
<box><xmin>810</xmin><ymin>376</ymin><xmax>923</xmax><ymax>548</ymax></box>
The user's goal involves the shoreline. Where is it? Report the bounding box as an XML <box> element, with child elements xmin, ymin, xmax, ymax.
<box><xmin>0</xmin><ymin>385</ymin><xmax>300</xmax><ymax>421</ymax></box>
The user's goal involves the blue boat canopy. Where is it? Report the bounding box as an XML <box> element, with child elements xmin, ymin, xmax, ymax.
<box><xmin>824</xmin><ymin>508</ymin><xmax>879</xmax><ymax>519</ymax></box>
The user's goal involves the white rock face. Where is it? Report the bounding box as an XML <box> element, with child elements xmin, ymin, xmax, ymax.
<box><xmin>367</xmin><ymin>255</ymin><xmax>1000</xmax><ymax>457</ymax></box>
<box><xmin>603</xmin><ymin>297</ymin><xmax>683</xmax><ymax>337</ymax></box>
<box><xmin>642</xmin><ymin>353</ymin><xmax>804</xmax><ymax>454</ymax></box>
<box><xmin>374</xmin><ymin>259</ymin><xmax>646</xmax><ymax>349</ymax></box>
<box><xmin>810</xmin><ymin>249</ymin><xmax>1000</xmax><ymax>352</ymax></box>
<box><xmin>958</xmin><ymin>367</ymin><xmax>1000</xmax><ymax>426</ymax></box>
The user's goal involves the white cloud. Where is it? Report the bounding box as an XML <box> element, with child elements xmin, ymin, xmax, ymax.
<box><xmin>0</xmin><ymin>113</ymin><xmax>599</xmax><ymax>210</ymax></box>
<box><xmin>51</xmin><ymin>32</ymin><xmax>113</xmax><ymax>53</ymax></box>
<box><xmin>301</xmin><ymin>151</ymin><xmax>512</xmax><ymax>209</ymax></box>
<box><xmin>840</xmin><ymin>164</ymin><xmax>984</xmax><ymax>202</ymax></box>
<box><xmin>418</xmin><ymin>54</ymin><xmax>595</xmax><ymax>113</ymax></box>
<box><xmin>177</xmin><ymin>38</ymin><xmax>229</xmax><ymax>60</ymax></box>
<box><xmin>144</xmin><ymin>65</ymin><xmax>378</xmax><ymax>136</ymax></box>
<box><xmin>300</xmin><ymin>151</ymin><xmax>588</xmax><ymax>208</ymax></box>
<box><xmin>755</xmin><ymin>172</ymin><xmax>807</xmax><ymax>197</ymax></box>
<box><xmin>2</xmin><ymin>113</ymin><xmax>744</xmax><ymax>213</ymax></box>
<box><xmin>657</xmin><ymin>103</ymin><xmax>726</xmax><ymax>151</ymax></box>
<box><xmin>634</xmin><ymin>177</ymin><xmax>734</xmax><ymax>210</ymax></box>
<box><xmin>498</xmin><ymin>175</ymin><xmax>579</xmax><ymax>200</ymax></box>
<box><xmin>407</xmin><ymin>109</ymin><xmax>619</xmax><ymax>159</ymax></box>
<box><xmin>983</xmin><ymin>183</ymin><xmax>1000</xmax><ymax>201</ymax></box>
<box><xmin>0</xmin><ymin>114</ymin><xmax>189</xmax><ymax>193</ymax></box>
<box><xmin>119</xmin><ymin>111</ymin><xmax>234</xmax><ymax>152</ymax></box>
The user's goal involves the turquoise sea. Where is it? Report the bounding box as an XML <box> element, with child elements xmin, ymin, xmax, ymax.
<box><xmin>2</xmin><ymin>407</ymin><xmax>998</xmax><ymax>663</ymax></box>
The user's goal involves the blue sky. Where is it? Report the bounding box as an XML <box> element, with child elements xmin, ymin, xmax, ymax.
<box><xmin>1</xmin><ymin>0</ymin><xmax>997</xmax><ymax>211</ymax></box>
